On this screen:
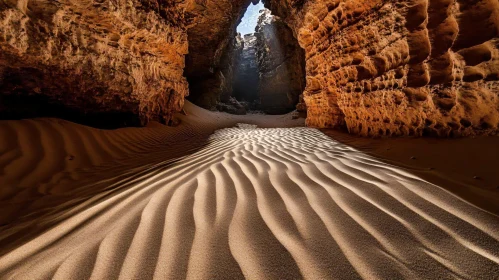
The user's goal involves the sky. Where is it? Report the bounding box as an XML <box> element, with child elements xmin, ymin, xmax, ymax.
<box><xmin>237</xmin><ymin>1</ymin><xmax>265</xmax><ymax>35</ymax></box>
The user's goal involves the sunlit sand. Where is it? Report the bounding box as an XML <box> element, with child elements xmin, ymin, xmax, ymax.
<box><xmin>0</xmin><ymin>102</ymin><xmax>498</xmax><ymax>279</ymax></box>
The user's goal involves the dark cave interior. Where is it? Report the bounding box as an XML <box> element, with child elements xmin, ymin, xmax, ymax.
<box><xmin>186</xmin><ymin>1</ymin><xmax>306</xmax><ymax>115</ymax></box>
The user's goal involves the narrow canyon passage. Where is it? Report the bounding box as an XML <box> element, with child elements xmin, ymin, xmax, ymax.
<box><xmin>0</xmin><ymin>104</ymin><xmax>498</xmax><ymax>279</ymax></box>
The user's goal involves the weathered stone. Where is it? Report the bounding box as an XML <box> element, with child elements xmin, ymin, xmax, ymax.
<box><xmin>1</xmin><ymin>0</ymin><xmax>499</xmax><ymax>137</ymax></box>
<box><xmin>216</xmin><ymin>96</ymin><xmax>247</xmax><ymax>115</ymax></box>
<box><xmin>264</xmin><ymin>0</ymin><xmax>499</xmax><ymax>137</ymax></box>
<box><xmin>0</xmin><ymin>0</ymin><xmax>193</xmax><ymax>126</ymax></box>
<box><xmin>255</xmin><ymin>9</ymin><xmax>305</xmax><ymax>114</ymax></box>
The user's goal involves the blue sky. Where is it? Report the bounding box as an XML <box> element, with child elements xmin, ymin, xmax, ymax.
<box><xmin>237</xmin><ymin>1</ymin><xmax>265</xmax><ymax>35</ymax></box>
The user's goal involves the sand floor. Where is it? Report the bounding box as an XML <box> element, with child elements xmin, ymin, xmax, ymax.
<box><xmin>0</xmin><ymin>102</ymin><xmax>498</xmax><ymax>279</ymax></box>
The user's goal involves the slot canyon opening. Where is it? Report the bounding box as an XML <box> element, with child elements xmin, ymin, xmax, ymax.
<box><xmin>186</xmin><ymin>0</ymin><xmax>306</xmax><ymax>116</ymax></box>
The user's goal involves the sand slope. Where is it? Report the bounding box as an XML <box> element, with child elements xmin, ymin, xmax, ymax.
<box><xmin>321</xmin><ymin>130</ymin><xmax>499</xmax><ymax>215</ymax></box>
<box><xmin>0</xmin><ymin>103</ymin><xmax>498</xmax><ymax>279</ymax></box>
<box><xmin>0</xmin><ymin>102</ymin><xmax>303</xmax><ymax>227</ymax></box>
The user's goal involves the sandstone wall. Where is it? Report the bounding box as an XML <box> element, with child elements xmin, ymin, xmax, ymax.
<box><xmin>2</xmin><ymin>0</ymin><xmax>498</xmax><ymax>136</ymax></box>
<box><xmin>265</xmin><ymin>0</ymin><xmax>499</xmax><ymax>137</ymax></box>
<box><xmin>0</xmin><ymin>0</ymin><xmax>194</xmax><ymax>126</ymax></box>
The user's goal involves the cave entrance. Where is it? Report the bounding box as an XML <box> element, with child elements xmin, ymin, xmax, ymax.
<box><xmin>231</xmin><ymin>1</ymin><xmax>264</xmax><ymax>107</ymax></box>
<box><xmin>184</xmin><ymin>0</ymin><xmax>306</xmax><ymax>116</ymax></box>
<box><xmin>228</xmin><ymin>1</ymin><xmax>306</xmax><ymax>115</ymax></box>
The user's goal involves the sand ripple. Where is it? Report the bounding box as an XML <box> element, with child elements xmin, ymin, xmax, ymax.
<box><xmin>0</xmin><ymin>126</ymin><xmax>498</xmax><ymax>279</ymax></box>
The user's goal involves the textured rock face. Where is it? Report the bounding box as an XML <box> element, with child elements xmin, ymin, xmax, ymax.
<box><xmin>0</xmin><ymin>0</ymin><xmax>193</xmax><ymax>126</ymax></box>
<box><xmin>2</xmin><ymin>0</ymin><xmax>498</xmax><ymax>136</ymax></box>
<box><xmin>233</xmin><ymin>34</ymin><xmax>260</xmax><ymax>102</ymax></box>
<box><xmin>264</xmin><ymin>0</ymin><xmax>499</xmax><ymax>136</ymax></box>
<box><xmin>185</xmin><ymin>0</ymin><xmax>256</xmax><ymax>109</ymax></box>
<box><xmin>255</xmin><ymin>10</ymin><xmax>305</xmax><ymax>114</ymax></box>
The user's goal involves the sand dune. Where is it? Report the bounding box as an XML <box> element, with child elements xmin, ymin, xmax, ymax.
<box><xmin>0</xmin><ymin>102</ymin><xmax>302</xmax><ymax>228</ymax></box>
<box><xmin>0</xmin><ymin>103</ymin><xmax>498</xmax><ymax>279</ymax></box>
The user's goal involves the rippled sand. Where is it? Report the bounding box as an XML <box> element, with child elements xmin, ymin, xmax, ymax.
<box><xmin>0</xmin><ymin>103</ymin><xmax>498</xmax><ymax>279</ymax></box>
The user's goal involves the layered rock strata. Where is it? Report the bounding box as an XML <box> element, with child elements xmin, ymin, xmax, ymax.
<box><xmin>264</xmin><ymin>0</ymin><xmax>499</xmax><ymax>136</ymax></box>
<box><xmin>255</xmin><ymin>9</ymin><xmax>306</xmax><ymax>114</ymax></box>
<box><xmin>0</xmin><ymin>0</ymin><xmax>193</xmax><ymax>126</ymax></box>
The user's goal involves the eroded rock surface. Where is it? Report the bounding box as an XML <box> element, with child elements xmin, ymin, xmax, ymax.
<box><xmin>264</xmin><ymin>0</ymin><xmax>499</xmax><ymax>136</ymax></box>
<box><xmin>0</xmin><ymin>0</ymin><xmax>193</xmax><ymax>126</ymax></box>
<box><xmin>255</xmin><ymin>9</ymin><xmax>305</xmax><ymax>114</ymax></box>
<box><xmin>2</xmin><ymin>0</ymin><xmax>499</xmax><ymax>136</ymax></box>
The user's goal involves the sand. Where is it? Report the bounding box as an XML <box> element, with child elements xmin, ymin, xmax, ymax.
<box><xmin>321</xmin><ymin>130</ymin><xmax>499</xmax><ymax>215</ymax></box>
<box><xmin>0</xmin><ymin>102</ymin><xmax>498</xmax><ymax>279</ymax></box>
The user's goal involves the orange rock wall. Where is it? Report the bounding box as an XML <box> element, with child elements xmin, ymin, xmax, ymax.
<box><xmin>2</xmin><ymin>0</ymin><xmax>499</xmax><ymax>136</ymax></box>
<box><xmin>0</xmin><ymin>0</ymin><xmax>192</xmax><ymax>124</ymax></box>
<box><xmin>265</xmin><ymin>0</ymin><xmax>499</xmax><ymax>136</ymax></box>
